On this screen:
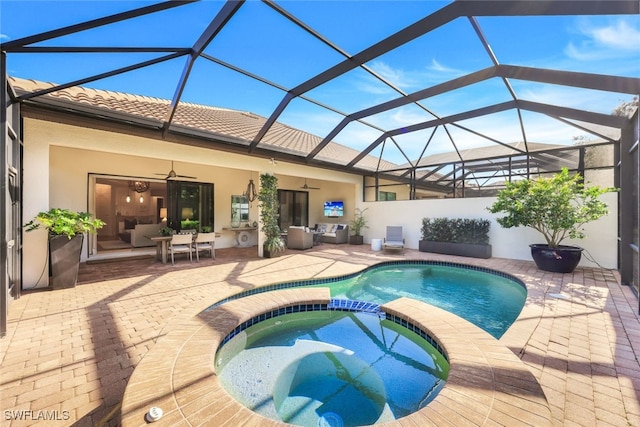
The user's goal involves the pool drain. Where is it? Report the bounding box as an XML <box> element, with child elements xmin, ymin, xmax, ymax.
<box><xmin>318</xmin><ymin>412</ymin><xmax>343</xmax><ymax>427</ymax></box>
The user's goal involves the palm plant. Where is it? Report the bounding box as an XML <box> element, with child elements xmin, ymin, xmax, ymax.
<box><xmin>350</xmin><ymin>208</ymin><xmax>368</xmax><ymax>236</ymax></box>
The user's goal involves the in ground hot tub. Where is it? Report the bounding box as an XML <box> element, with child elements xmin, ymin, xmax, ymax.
<box><xmin>121</xmin><ymin>287</ymin><xmax>552</xmax><ymax>427</ymax></box>
<box><xmin>215</xmin><ymin>307</ymin><xmax>449</xmax><ymax>427</ymax></box>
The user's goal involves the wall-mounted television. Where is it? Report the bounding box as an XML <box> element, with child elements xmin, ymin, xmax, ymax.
<box><xmin>323</xmin><ymin>200</ymin><xmax>344</xmax><ymax>217</ymax></box>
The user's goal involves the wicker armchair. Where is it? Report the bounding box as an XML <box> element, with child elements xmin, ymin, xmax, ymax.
<box><xmin>287</xmin><ymin>226</ymin><xmax>314</xmax><ymax>250</ymax></box>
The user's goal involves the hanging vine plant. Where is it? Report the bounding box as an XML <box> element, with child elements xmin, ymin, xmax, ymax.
<box><xmin>258</xmin><ymin>173</ymin><xmax>285</xmax><ymax>256</ymax></box>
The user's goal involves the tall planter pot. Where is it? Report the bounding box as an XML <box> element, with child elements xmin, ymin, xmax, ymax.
<box><xmin>263</xmin><ymin>246</ymin><xmax>281</xmax><ymax>259</ymax></box>
<box><xmin>49</xmin><ymin>234</ymin><xmax>84</xmax><ymax>289</ymax></box>
<box><xmin>530</xmin><ymin>244</ymin><xmax>583</xmax><ymax>273</ymax></box>
<box><xmin>419</xmin><ymin>240</ymin><xmax>492</xmax><ymax>259</ymax></box>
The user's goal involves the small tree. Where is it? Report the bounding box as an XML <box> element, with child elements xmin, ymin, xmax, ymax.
<box><xmin>487</xmin><ymin>168</ymin><xmax>616</xmax><ymax>248</ymax></box>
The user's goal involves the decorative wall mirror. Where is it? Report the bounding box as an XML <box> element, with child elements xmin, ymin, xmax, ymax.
<box><xmin>231</xmin><ymin>195</ymin><xmax>249</xmax><ymax>228</ymax></box>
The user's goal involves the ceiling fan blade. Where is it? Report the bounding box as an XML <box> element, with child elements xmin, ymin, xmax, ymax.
<box><xmin>301</xmin><ymin>179</ymin><xmax>320</xmax><ymax>190</ymax></box>
<box><xmin>154</xmin><ymin>161</ymin><xmax>197</xmax><ymax>180</ymax></box>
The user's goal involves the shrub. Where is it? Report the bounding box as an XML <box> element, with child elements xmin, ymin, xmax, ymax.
<box><xmin>421</xmin><ymin>218</ymin><xmax>490</xmax><ymax>245</ymax></box>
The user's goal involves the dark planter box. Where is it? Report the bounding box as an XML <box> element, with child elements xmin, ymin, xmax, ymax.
<box><xmin>419</xmin><ymin>240</ymin><xmax>492</xmax><ymax>259</ymax></box>
<box><xmin>349</xmin><ymin>235</ymin><xmax>364</xmax><ymax>245</ymax></box>
<box><xmin>49</xmin><ymin>234</ymin><xmax>84</xmax><ymax>289</ymax></box>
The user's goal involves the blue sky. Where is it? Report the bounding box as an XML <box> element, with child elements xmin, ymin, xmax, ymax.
<box><xmin>1</xmin><ymin>1</ymin><xmax>639</xmax><ymax>164</ymax></box>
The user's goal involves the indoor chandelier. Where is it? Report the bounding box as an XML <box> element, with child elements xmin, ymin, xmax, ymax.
<box><xmin>128</xmin><ymin>180</ymin><xmax>150</xmax><ymax>193</ymax></box>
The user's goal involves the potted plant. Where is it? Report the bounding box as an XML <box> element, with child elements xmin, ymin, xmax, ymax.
<box><xmin>159</xmin><ymin>226</ymin><xmax>174</xmax><ymax>236</ymax></box>
<box><xmin>25</xmin><ymin>208</ymin><xmax>105</xmax><ymax>289</ymax></box>
<box><xmin>488</xmin><ymin>168</ymin><xmax>616</xmax><ymax>273</ymax></box>
<box><xmin>258</xmin><ymin>173</ymin><xmax>285</xmax><ymax>258</ymax></box>
<box><xmin>349</xmin><ymin>208</ymin><xmax>368</xmax><ymax>245</ymax></box>
<box><xmin>419</xmin><ymin>217</ymin><xmax>492</xmax><ymax>259</ymax></box>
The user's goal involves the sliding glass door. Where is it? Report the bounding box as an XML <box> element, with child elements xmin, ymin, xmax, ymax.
<box><xmin>167</xmin><ymin>181</ymin><xmax>214</xmax><ymax>232</ymax></box>
<box><xmin>278</xmin><ymin>190</ymin><xmax>308</xmax><ymax>230</ymax></box>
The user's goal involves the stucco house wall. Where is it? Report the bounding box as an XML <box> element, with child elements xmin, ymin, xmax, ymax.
<box><xmin>22</xmin><ymin>117</ymin><xmax>360</xmax><ymax>288</ymax></box>
<box><xmin>361</xmin><ymin>195</ymin><xmax>618</xmax><ymax>269</ymax></box>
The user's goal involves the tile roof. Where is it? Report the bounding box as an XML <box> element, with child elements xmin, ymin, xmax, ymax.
<box><xmin>411</xmin><ymin>141</ymin><xmax>567</xmax><ymax>167</ymax></box>
<box><xmin>9</xmin><ymin>76</ymin><xmax>398</xmax><ymax>172</ymax></box>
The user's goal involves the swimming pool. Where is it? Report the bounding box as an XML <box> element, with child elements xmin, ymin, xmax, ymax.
<box><xmin>216</xmin><ymin>310</ymin><xmax>449</xmax><ymax>427</ymax></box>
<box><xmin>210</xmin><ymin>261</ymin><xmax>527</xmax><ymax>338</ymax></box>
<box><xmin>320</xmin><ymin>263</ymin><xmax>526</xmax><ymax>338</ymax></box>
<box><xmin>212</xmin><ymin>262</ymin><xmax>525</xmax><ymax>425</ymax></box>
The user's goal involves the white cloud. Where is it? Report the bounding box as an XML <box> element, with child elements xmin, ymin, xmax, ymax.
<box><xmin>368</xmin><ymin>60</ymin><xmax>416</xmax><ymax>90</ymax></box>
<box><xmin>365</xmin><ymin>58</ymin><xmax>467</xmax><ymax>94</ymax></box>
<box><xmin>589</xmin><ymin>20</ymin><xmax>640</xmax><ymax>51</ymax></box>
<box><xmin>427</xmin><ymin>58</ymin><xmax>462</xmax><ymax>75</ymax></box>
<box><xmin>390</xmin><ymin>108</ymin><xmax>433</xmax><ymax>126</ymax></box>
<box><xmin>0</xmin><ymin>34</ymin><xmax>8</xmax><ymax>41</ymax></box>
<box><xmin>566</xmin><ymin>18</ymin><xmax>640</xmax><ymax>60</ymax></box>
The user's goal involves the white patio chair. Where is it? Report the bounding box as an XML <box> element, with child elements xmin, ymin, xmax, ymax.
<box><xmin>383</xmin><ymin>226</ymin><xmax>405</xmax><ymax>253</ymax></box>
<box><xmin>194</xmin><ymin>232</ymin><xmax>216</xmax><ymax>261</ymax></box>
<box><xmin>169</xmin><ymin>233</ymin><xmax>194</xmax><ymax>265</ymax></box>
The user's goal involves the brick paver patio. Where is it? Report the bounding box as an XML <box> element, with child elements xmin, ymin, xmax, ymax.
<box><xmin>1</xmin><ymin>245</ymin><xmax>639</xmax><ymax>426</ymax></box>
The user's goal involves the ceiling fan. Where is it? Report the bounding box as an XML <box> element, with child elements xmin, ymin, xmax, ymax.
<box><xmin>300</xmin><ymin>178</ymin><xmax>320</xmax><ymax>190</ymax></box>
<box><xmin>154</xmin><ymin>161</ymin><xmax>196</xmax><ymax>180</ymax></box>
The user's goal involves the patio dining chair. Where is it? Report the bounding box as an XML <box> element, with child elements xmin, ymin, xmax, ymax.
<box><xmin>169</xmin><ymin>233</ymin><xmax>194</xmax><ymax>265</ymax></box>
<box><xmin>194</xmin><ymin>232</ymin><xmax>216</xmax><ymax>261</ymax></box>
<box><xmin>383</xmin><ymin>226</ymin><xmax>405</xmax><ymax>253</ymax></box>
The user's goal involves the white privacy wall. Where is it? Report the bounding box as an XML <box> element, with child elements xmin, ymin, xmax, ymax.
<box><xmin>361</xmin><ymin>192</ymin><xmax>618</xmax><ymax>270</ymax></box>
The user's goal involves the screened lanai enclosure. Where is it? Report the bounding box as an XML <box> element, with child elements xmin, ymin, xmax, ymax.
<box><xmin>1</xmin><ymin>0</ymin><xmax>640</xmax><ymax>335</ymax></box>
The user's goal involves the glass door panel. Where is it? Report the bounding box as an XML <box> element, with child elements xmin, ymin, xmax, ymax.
<box><xmin>278</xmin><ymin>190</ymin><xmax>309</xmax><ymax>230</ymax></box>
<box><xmin>167</xmin><ymin>181</ymin><xmax>214</xmax><ymax>232</ymax></box>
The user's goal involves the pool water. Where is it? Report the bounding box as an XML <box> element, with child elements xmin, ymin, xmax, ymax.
<box><xmin>314</xmin><ymin>264</ymin><xmax>526</xmax><ymax>338</ymax></box>
<box><xmin>216</xmin><ymin>311</ymin><xmax>449</xmax><ymax>427</ymax></box>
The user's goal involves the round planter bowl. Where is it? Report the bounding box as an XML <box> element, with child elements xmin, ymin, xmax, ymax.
<box><xmin>529</xmin><ymin>244</ymin><xmax>583</xmax><ymax>273</ymax></box>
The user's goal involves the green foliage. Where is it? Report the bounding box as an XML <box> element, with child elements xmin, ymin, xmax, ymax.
<box><xmin>350</xmin><ymin>208</ymin><xmax>369</xmax><ymax>236</ymax></box>
<box><xmin>487</xmin><ymin>168</ymin><xmax>617</xmax><ymax>248</ymax></box>
<box><xmin>25</xmin><ymin>208</ymin><xmax>105</xmax><ymax>239</ymax></box>
<box><xmin>421</xmin><ymin>217</ymin><xmax>490</xmax><ymax>245</ymax></box>
<box><xmin>181</xmin><ymin>219</ymin><xmax>199</xmax><ymax>230</ymax></box>
<box><xmin>159</xmin><ymin>227</ymin><xmax>174</xmax><ymax>236</ymax></box>
<box><xmin>258</xmin><ymin>173</ymin><xmax>285</xmax><ymax>254</ymax></box>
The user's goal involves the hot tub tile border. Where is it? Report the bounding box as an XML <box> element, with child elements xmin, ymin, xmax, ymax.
<box><xmin>218</xmin><ymin>298</ymin><xmax>448</xmax><ymax>361</ymax></box>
